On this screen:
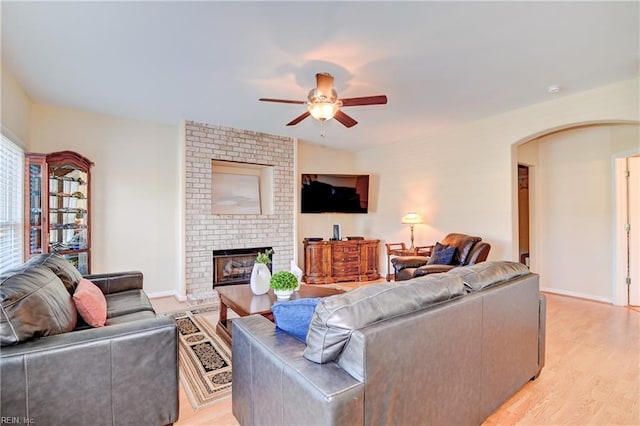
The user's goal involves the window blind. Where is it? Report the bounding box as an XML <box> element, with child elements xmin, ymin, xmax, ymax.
<box><xmin>0</xmin><ymin>135</ymin><xmax>24</xmax><ymax>273</ymax></box>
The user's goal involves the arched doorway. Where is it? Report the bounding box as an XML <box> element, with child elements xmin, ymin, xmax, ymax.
<box><xmin>514</xmin><ymin>121</ymin><xmax>639</xmax><ymax>305</ymax></box>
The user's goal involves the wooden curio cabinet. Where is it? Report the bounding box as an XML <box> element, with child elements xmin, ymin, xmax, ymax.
<box><xmin>24</xmin><ymin>151</ymin><xmax>94</xmax><ymax>274</ymax></box>
<box><xmin>303</xmin><ymin>239</ymin><xmax>380</xmax><ymax>284</ymax></box>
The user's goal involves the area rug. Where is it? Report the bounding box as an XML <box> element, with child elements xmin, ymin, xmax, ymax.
<box><xmin>163</xmin><ymin>305</ymin><xmax>232</xmax><ymax>410</ymax></box>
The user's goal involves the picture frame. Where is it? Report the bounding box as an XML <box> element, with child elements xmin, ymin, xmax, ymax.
<box><xmin>211</xmin><ymin>173</ymin><xmax>261</xmax><ymax>214</ymax></box>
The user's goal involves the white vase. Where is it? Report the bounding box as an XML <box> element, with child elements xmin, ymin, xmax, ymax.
<box><xmin>274</xmin><ymin>288</ymin><xmax>294</xmax><ymax>300</ymax></box>
<box><xmin>290</xmin><ymin>260</ymin><xmax>303</xmax><ymax>291</ymax></box>
<box><xmin>250</xmin><ymin>263</ymin><xmax>271</xmax><ymax>295</ymax></box>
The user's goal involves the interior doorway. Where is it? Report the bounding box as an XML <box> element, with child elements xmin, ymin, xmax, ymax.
<box><xmin>517</xmin><ymin>164</ymin><xmax>530</xmax><ymax>267</ymax></box>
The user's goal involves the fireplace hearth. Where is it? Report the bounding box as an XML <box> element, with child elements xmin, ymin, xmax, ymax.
<box><xmin>212</xmin><ymin>247</ymin><xmax>273</xmax><ymax>287</ymax></box>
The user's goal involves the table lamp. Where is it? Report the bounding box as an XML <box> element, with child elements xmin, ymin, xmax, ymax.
<box><xmin>401</xmin><ymin>212</ymin><xmax>423</xmax><ymax>250</ymax></box>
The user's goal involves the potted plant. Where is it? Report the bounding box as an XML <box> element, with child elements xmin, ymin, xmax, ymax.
<box><xmin>270</xmin><ymin>271</ymin><xmax>299</xmax><ymax>300</ymax></box>
<box><xmin>250</xmin><ymin>249</ymin><xmax>273</xmax><ymax>295</ymax></box>
<box><xmin>255</xmin><ymin>249</ymin><xmax>272</xmax><ymax>265</ymax></box>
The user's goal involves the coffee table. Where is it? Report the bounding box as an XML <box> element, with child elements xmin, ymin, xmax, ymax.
<box><xmin>215</xmin><ymin>284</ymin><xmax>344</xmax><ymax>345</ymax></box>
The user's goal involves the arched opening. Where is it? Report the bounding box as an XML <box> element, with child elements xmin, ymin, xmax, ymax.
<box><xmin>512</xmin><ymin>121</ymin><xmax>639</xmax><ymax>305</ymax></box>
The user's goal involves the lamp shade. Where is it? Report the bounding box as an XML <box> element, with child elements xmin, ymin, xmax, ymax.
<box><xmin>308</xmin><ymin>102</ymin><xmax>338</xmax><ymax>121</ymax></box>
<box><xmin>401</xmin><ymin>212</ymin><xmax>423</xmax><ymax>225</ymax></box>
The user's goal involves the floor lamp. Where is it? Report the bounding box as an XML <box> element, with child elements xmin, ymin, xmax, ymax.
<box><xmin>401</xmin><ymin>213</ymin><xmax>423</xmax><ymax>250</ymax></box>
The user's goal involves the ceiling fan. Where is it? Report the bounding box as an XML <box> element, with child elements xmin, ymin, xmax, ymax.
<box><xmin>259</xmin><ymin>72</ymin><xmax>387</xmax><ymax>130</ymax></box>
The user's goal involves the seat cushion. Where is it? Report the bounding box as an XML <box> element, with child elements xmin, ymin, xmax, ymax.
<box><xmin>105</xmin><ymin>289</ymin><xmax>155</xmax><ymax>318</ymax></box>
<box><xmin>105</xmin><ymin>310</ymin><xmax>157</xmax><ymax>325</ymax></box>
<box><xmin>304</xmin><ymin>274</ymin><xmax>465</xmax><ymax>363</ymax></box>
<box><xmin>1</xmin><ymin>265</ymin><xmax>77</xmax><ymax>346</ymax></box>
<box><xmin>414</xmin><ymin>264</ymin><xmax>455</xmax><ymax>276</ymax></box>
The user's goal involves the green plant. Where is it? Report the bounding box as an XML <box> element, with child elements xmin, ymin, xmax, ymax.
<box><xmin>255</xmin><ymin>249</ymin><xmax>273</xmax><ymax>264</ymax></box>
<box><xmin>269</xmin><ymin>271</ymin><xmax>298</xmax><ymax>290</ymax></box>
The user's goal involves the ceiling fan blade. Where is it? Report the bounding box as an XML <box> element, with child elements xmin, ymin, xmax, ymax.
<box><xmin>341</xmin><ymin>95</ymin><xmax>388</xmax><ymax>107</ymax></box>
<box><xmin>259</xmin><ymin>98</ymin><xmax>306</xmax><ymax>105</ymax></box>
<box><xmin>333</xmin><ymin>110</ymin><xmax>358</xmax><ymax>128</ymax></box>
<box><xmin>286</xmin><ymin>111</ymin><xmax>311</xmax><ymax>126</ymax></box>
<box><xmin>316</xmin><ymin>73</ymin><xmax>334</xmax><ymax>97</ymax></box>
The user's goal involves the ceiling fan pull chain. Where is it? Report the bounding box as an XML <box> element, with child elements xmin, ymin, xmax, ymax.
<box><xmin>320</xmin><ymin>121</ymin><xmax>326</xmax><ymax>137</ymax></box>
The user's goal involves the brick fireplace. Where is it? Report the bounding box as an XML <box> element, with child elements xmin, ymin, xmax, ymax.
<box><xmin>184</xmin><ymin>121</ymin><xmax>295</xmax><ymax>304</ymax></box>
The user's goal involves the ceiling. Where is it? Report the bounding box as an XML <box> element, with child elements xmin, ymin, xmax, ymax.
<box><xmin>2</xmin><ymin>1</ymin><xmax>638</xmax><ymax>152</ymax></box>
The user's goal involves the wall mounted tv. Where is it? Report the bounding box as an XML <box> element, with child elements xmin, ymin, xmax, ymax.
<box><xmin>301</xmin><ymin>174</ymin><xmax>369</xmax><ymax>214</ymax></box>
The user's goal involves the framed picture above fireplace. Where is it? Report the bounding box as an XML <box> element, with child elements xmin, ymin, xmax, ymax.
<box><xmin>212</xmin><ymin>172</ymin><xmax>261</xmax><ymax>214</ymax></box>
<box><xmin>211</xmin><ymin>160</ymin><xmax>274</xmax><ymax>215</ymax></box>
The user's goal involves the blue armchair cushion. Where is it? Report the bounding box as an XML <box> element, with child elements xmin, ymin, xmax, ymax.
<box><xmin>427</xmin><ymin>242</ymin><xmax>457</xmax><ymax>265</ymax></box>
<box><xmin>272</xmin><ymin>297</ymin><xmax>321</xmax><ymax>341</ymax></box>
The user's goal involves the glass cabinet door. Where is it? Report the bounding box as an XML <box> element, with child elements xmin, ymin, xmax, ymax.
<box><xmin>24</xmin><ymin>154</ymin><xmax>48</xmax><ymax>258</ymax></box>
<box><xmin>48</xmin><ymin>165</ymin><xmax>90</xmax><ymax>274</ymax></box>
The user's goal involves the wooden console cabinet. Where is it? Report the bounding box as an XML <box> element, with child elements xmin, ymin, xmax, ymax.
<box><xmin>303</xmin><ymin>239</ymin><xmax>380</xmax><ymax>284</ymax></box>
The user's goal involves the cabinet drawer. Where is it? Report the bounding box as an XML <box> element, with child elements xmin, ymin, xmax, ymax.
<box><xmin>332</xmin><ymin>260</ymin><xmax>358</xmax><ymax>268</ymax></box>
<box><xmin>332</xmin><ymin>254</ymin><xmax>359</xmax><ymax>262</ymax></box>
<box><xmin>332</xmin><ymin>265</ymin><xmax>360</xmax><ymax>275</ymax></box>
<box><xmin>332</xmin><ymin>245</ymin><xmax>359</xmax><ymax>254</ymax></box>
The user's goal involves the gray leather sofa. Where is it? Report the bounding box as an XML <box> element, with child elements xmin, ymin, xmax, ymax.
<box><xmin>1</xmin><ymin>254</ymin><xmax>179</xmax><ymax>426</ymax></box>
<box><xmin>232</xmin><ymin>261</ymin><xmax>546</xmax><ymax>426</ymax></box>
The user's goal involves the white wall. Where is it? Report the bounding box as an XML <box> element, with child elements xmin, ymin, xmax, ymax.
<box><xmin>537</xmin><ymin>126</ymin><xmax>614</xmax><ymax>300</ymax></box>
<box><xmin>29</xmin><ymin>104</ymin><xmax>180</xmax><ymax>296</ymax></box>
<box><xmin>296</xmin><ymin>140</ymin><xmax>359</xmax><ymax>264</ymax></box>
<box><xmin>1</xmin><ymin>65</ymin><xmax>31</xmax><ymax>148</ymax></box>
<box><xmin>354</xmin><ymin>77</ymin><xmax>639</xmax><ymax>281</ymax></box>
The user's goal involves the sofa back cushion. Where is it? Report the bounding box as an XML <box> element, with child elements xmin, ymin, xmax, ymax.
<box><xmin>440</xmin><ymin>233</ymin><xmax>482</xmax><ymax>266</ymax></box>
<box><xmin>448</xmin><ymin>261</ymin><xmax>530</xmax><ymax>292</ymax></box>
<box><xmin>304</xmin><ymin>274</ymin><xmax>465</xmax><ymax>364</ymax></box>
<box><xmin>1</xmin><ymin>265</ymin><xmax>78</xmax><ymax>346</ymax></box>
<box><xmin>24</xmin><ymin>253</ymin><xmax>83</xmax><ymax>295</ymax></box>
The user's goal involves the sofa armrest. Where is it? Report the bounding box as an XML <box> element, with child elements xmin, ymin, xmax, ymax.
<box><xmin>0</xmin><ymin>316</ymin><xmax>178</xmax><ymax>425</ymax></box>
<box><xmin>232</xmin><ymin>315</ymin><xmax>364</xmax><ymax>426</ymax></box>
<box><xmin>84</xmin><ymin>271</ymin><xmax>143</xmax><ymax>294</ymax></box>
<box><xmin>536</xmin><ymin>294</ymin><xmax>547</xmax><ymax>377</ymax></box>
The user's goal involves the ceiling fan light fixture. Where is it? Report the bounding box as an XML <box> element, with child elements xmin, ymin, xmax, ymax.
<box><xmin>259</xmin><ymin>72</ymin><xmax>387</xmax><ymax>130</ymax></box>
<box><xmin>308</xmin><ymin>102</ymin><xmax>339</xmax><ymax>121</ymax></box>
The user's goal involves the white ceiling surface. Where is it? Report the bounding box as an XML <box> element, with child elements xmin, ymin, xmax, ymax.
<box><xmin>2</xmin><ymin>1</ymin><xmax>638</xmax><ymax>151</ymax></box>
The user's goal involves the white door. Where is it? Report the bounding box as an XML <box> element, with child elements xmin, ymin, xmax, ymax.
<box><xmin>629</xmin><ymin>156</ymin><xmax>640</xmax><ymax>306</ymax></box>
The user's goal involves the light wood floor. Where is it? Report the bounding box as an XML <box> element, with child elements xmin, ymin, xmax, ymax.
<box><xmin>152</xmin><ymin>289</ymin><xmax>640</xmax><ymax>426</ymax></box>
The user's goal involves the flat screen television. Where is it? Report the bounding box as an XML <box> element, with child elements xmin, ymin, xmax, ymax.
<box><xmin>301</xmin><ymin>174</ymin><xmax>369</xmax><ymax>213</ymax></box>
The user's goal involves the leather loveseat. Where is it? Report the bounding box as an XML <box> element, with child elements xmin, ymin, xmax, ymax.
<box><xmin>391</xmin><ymin>232</ymin><xmax>491</xmax><ymax>281</ymax></box>
<box><xmin>0</xmin><ymin>253</ymin><xmax>179</xmax><ymax>426</ymax></box>
<box><xmin>232</xmin><ymin>261</ymin><xmax>545</xmax><ymax>426</ymax></box>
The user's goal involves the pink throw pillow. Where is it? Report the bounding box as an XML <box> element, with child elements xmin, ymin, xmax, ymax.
<box><xmin>73</xmin><ymin>278</ymin><xmax>107</xmax><ymax>327</ymax></box>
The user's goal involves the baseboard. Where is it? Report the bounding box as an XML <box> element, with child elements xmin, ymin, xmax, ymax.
<box><xmin>147</xmin><ymin>290</ymin><xmax>188</xmax><ymax>302</ymax></box>
<box><xmin>540</xmin><ymin>287</ymin><xmax>612</xmax><ymax>304</ymax></box>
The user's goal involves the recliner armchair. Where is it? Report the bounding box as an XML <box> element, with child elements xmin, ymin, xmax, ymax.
<box><xmin>391</xmin><ymin>233</ymin><xmax>490</xmax><ymax>281</ymax></box>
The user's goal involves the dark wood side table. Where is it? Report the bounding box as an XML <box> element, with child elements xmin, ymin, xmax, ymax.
<box><xmin>215</xmin><ymin>284</ymin><xmax>344</xmax><ymax>345</ymax></box>
<box><xmin>385</xmin><ymin>243</ymin><xmax>434</xmax><ymax>281</ymax></box>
